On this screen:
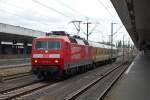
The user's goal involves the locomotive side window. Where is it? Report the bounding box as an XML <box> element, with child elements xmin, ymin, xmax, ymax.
<box><xmin>35</xmin><ymin>40</ymin><xmax>60</xmax><ymax>50</ymax></box>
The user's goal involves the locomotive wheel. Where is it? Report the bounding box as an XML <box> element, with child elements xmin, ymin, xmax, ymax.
<box><xmin>92</xmin><ymin>63</ymin><xmax>96</xmax><ymax>69</ymax></box>
<box><xmin>78</xmin><ymin>66</ymin><xmax>84</xmax><ymax>73</ymax></box>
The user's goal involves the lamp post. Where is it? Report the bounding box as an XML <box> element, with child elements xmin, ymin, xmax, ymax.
<box><xmin>83</xmin><ymin>18</ymin><xmax>92</xmax><ymax>41</ymax></box>
<box><xmin>110</xmin><ymin>22</ymin><xmax>117</xmax><ymax>61</ymax></box>
<box><xmin>123</xmin><ymin>35</ymin><xmax>125</xmax><ymax>63</ymax></box>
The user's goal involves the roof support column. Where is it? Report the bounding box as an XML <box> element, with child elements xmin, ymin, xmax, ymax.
<box><xmin>23</xmin><ymin>41</ymin><xmax>28</xmax><ymax>54</ymax></box>
<box><xmin>12</xmin><ymin>40</ymin><xmax>17</xmax><ymax>54</ymax></box>
<box><xmin>0</xmin><ymin>40</ymin><xmax>2</xmax><ymax>54</ymax></box>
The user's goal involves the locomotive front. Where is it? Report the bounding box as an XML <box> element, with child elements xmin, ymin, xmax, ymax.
<box><xmin>31</xmin><ymin>38</ymin><xmax>64</xmax><ymax>78</ymax></box>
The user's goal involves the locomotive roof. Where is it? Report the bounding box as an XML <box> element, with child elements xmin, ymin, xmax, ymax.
<box><xmin>35</xmin><ymin>35</ymin><xmax>89</xmax><ymax>45</ymax></box>
<box><xmin>34</xmin><ymin>36</ymin><xmax>70</xmax><ymax>42</ymax></box>
<box><xmin>35</xmin><ymin>36</ymin><xmax>117</xmax><ymax>49</ymax></box>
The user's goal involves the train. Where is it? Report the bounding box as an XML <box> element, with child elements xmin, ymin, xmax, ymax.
<box><xmin>31</xmin><ymin>31</ymin><xmax>118</xmax><ymax>79</ymax></box>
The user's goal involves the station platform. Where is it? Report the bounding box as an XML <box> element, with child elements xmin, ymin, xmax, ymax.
<box><xmin>106</xmin><ymin>54</ymin><xmax>150</xmax><ymax>100</ymax></box>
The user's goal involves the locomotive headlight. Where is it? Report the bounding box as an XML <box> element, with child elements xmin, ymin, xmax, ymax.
<box><xmin>54</xmin><ymin>59</ymin><xmax>59</xmax><ymax>63</ymax></box>
<box><xmin>34</xmin><ymin>60</ymin><xmax>38</xmax><ymax>63</ymax></box>
<box><xmin>33</xmin><ymin>54</ymin><xmax>43</xmax><ymax>58</ymax></box>
<box><xmin>45</xmin><ymin>50</ymin><xmax>48</xmax><ymax>53</ymax></box>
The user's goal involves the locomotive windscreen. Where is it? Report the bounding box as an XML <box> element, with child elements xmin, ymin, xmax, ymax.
<box><xmin>35</xmin><ymin>40</ymin><xmax>60</xmax><ymax>50</ymax></box>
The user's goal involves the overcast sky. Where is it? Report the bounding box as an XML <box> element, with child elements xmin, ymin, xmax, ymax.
<box><xmin>0</xmin><ymin>0</ymin><xmax>132</xmax><ymax>44</ymax></box>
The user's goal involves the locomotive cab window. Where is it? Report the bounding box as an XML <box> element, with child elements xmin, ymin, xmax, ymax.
<box><xmin>35</xmin><ymin>40</ymin><xmax>60</xmax><ymax>50</ymax></box>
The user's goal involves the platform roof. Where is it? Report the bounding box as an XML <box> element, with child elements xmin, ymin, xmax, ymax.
<box><xmin>111</xmin><ymin>0</ymin><xmax>150</xmax><ymax>50</ymax></box>
<box><xmin>0</xmin><ymin>23</ymin><xmax>45</xmax><ymax>43</ymax></box>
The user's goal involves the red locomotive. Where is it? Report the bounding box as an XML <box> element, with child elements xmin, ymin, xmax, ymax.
<box><xmin>31</xmin><ymin>31</ymin><xmax>118</xmax><ymax>79</ymax></box>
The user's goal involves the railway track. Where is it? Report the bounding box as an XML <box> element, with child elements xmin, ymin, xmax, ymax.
<box><xmin>13</xmin><ymin>62</ymin><xmax>130</xmax><ymax>100</ymax></box>
<box><xmin>0</xmin><ymin>80</ymin><xmax>41</xmax><ymax>95</ymax></box>
<box><xmin>0</xmin><ymin>73</ymin><xmax>40</xmax><ymax>94</ymax></box>
<box><xmin>11</xmin><ymin>62</ymin><xmax>130</xmax><ymax>100</ymax></box>
<box><xmin>0</xmin><ymin>64</ymin><xmax>118</xmax><ymax>100</ymax></box>
<box><xmin>96</xmin><ymin>63</ymin><xmax>131</xmax><ymax>100</ymax></box>
<box><xmin>0</xmin><ymin>81</ymin><xmax>56</xmax><ymax>100</ymax></box>
<box><xmin>3</xmin><ymin>72</ymin><xmax>32</xmax><ymax>81</ymax></box>
<box><xmin>65</xmin><ymin>61</ymin><xmax>131</xmax><ymax>100</ymax></box>
<box><xmin>0</xmin><ymin>59</ymin><xmax>133</xmax><ymax>100</ymax></box>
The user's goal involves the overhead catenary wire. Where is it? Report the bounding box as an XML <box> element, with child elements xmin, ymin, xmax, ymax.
<box><xmin>0</xmin><ymin>0</ymin><xmax>125</xmax><ymax>43</ymax></box>
<box><xmin>53</xmin><ymin>0</ymin><xmax>87</xmax><ymax>19</ymax></box>
<box><xmin>32</xmin><ymin>0</ymin><xmax>110</xmax><ymax>39</ymax></box>
<box><xmin>32</xmin><ymin>0</ymin><xmax>74</xmax><ymax>20</ymax></box>
<box><xmin>0</xmin><ymin>1</ymin><xmax>61</xmax><ymax>21</ymax></box>
<box><xmin>32</xmin><ymin>0</ymin><xmax>90</xmax><ymax>37</ymax></box>
<box><xmin>32</xmin><ymin>0</ymin><xmax>106</xmax><ymax>36</ymax></box>
<box><xmin>0</xmin><ymin>8</ymin><xmax>36</xmax><ymax>23</ymax></box>
<box><xmin>96</xmin><ymin>0</ymin><xmax>130</xmax><ymax>43</ymax></box>
<box><xmin>113</xmin><ymin>25</ymin><xmax>124</xmax><ymax>36</ymax></box>
<box><xmin>1</xmin><ymin>0</ymin><xmax>83</xmax><ymax>25</ymax></box>
<box><xmin>0</xmin><ymin>8</ymin><xmax>53</xmax><ymax>29</ymax></box>
<box><xmin>32</xmin><ymin>0</ymin><xmax>124</xmax><ymax>42</ymax></box>
<box><xmin>0</xmin><ymin>2</ymin><xmax>55</xmax><ymax>29</ymax></box>
<box><xmin>32</xmin><ymin>0</ymin><xmax>86</xmax><ymax>34</ymax></box>
<box><xmin>88</xmin><ymin>23</ymin><xmax>100</xmax><ymax>35</ymax></box>
<box><xmin>53</xmin><ymin>0</ymin><xmax>107</xmax><ymax>27</ymax></box>
<box><xmin>97</xmin><ymin>0</ymin><xmax>118</xmax><ymax>21</ymax></box>
<box><xmin>0</xmin><ymin>0</ymin><xmax>76</xmax><ymax>31</ymax></box>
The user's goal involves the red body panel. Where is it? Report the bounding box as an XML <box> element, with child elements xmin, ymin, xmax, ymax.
<box><xmin>31</xmin><ymin>36</ymin><xmax>92</xmax><ymax>71</ymax></box>
<box><xmin>63</xmin><ymin>43</ymin><xmax>92</xmax><ymax>66</ymax></box>
<box><xmin>31</xmin><ymin>37</ymin><xmax>64</xmax><ymax>69</ymax></box>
